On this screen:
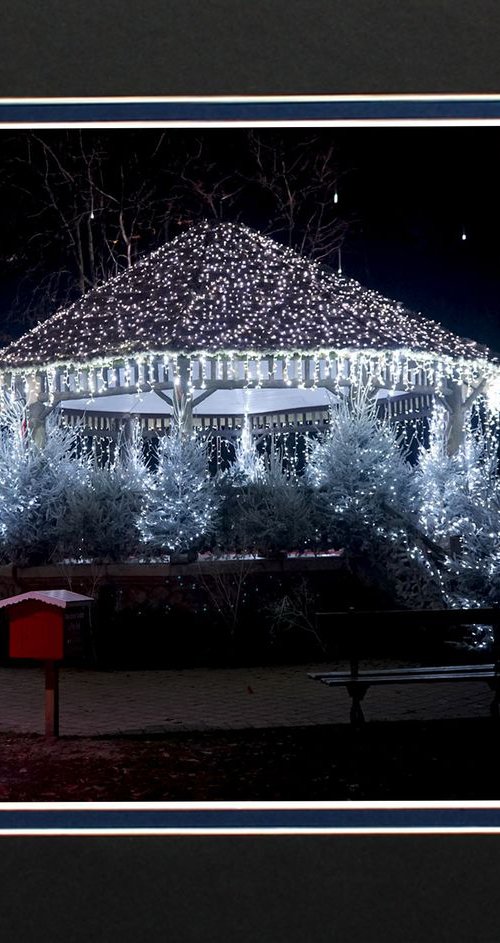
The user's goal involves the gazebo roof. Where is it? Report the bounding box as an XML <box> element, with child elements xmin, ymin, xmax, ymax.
<box><xmin>0</xmin><ymin>221</ymin><xmax>491</xmax><ymax>370</ymax></box>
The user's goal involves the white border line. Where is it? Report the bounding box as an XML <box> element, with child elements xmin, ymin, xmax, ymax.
<box><xmin>1</xmin><ymin>94</ymin><xmax>500</xmax><ymax>103</ymax></box>
<box><xmin>3</xmin><ymin>800</ymin><xmax>500</xmax><ymax>810</ymax></box>
<box><xmin>3</xmin><ymin>120</ymin><xmax>500</xmax><ymax>130</ymax></box>
<box><xmin>3</xmin><ymin>828</ymin><xmax>500</xmax><ymax>837</ymax></box>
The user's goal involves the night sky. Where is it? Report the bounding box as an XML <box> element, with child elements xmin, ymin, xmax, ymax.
<box><xmin>338</xmin><ymin>129</ymin><xmax>500</xmax><ymax>355</ymax></box>
<box><xmin>0</xmin><ymin>127</ymin><xmax>499</xmax><ymax>353</ymax></box>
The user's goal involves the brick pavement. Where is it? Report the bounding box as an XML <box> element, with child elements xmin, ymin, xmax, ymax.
<box><xmin>0</xmin><ymin>663</ymin><xmax>494</xmax><ymax>736</ymax></box>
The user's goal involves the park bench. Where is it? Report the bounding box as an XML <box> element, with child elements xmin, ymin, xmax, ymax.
<box><xmin>309</xmin><ymin>607</ymin><xmax>500</xmax><ymax>725</ymax></box>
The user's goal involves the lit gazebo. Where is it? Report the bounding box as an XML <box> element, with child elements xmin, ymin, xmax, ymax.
<box><xmin>0</xmin><ymin>221</ymin><xmax>498</xmax><ymax>455</ymax></box>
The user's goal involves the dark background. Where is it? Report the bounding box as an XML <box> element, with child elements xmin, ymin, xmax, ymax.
<box><xmin>2</xmin><ymin>835</ymin><xmax>500</xmax><ymax>943</ymax></box>
<box><xmin>2</xmin><ymin>0</ymin><xmax>500</xmax><ymax>97</ymax></box>
<box><xmin>341</xmin><ymin>127</ymin><xmax>500</xmax><ymax>353</ymax></box>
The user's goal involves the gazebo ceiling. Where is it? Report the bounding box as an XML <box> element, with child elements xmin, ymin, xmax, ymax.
<box><xmin>0</xmin><ymin>221</ymin><xmax>492</xmax><ymax>372</ymax></box>
<box><xmin>59</xmin><ymin>390</ymin><xmax>174</xmax><ymax>417</ymax></box>
<box><xmin>191</xmin><ymin>387</ymin><xmax>339</xmax><ymax>416</ymax></box>
<box><xmin>59</xmin><ymin>387</ymin><xmax>339</xmax><ymax>418</ymax></box>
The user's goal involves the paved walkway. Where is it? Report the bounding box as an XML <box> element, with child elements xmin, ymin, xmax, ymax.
<box><xmin>0</xmin><ymin>663</ymin><xmax>494</xmax><ymax>736</ymax></box>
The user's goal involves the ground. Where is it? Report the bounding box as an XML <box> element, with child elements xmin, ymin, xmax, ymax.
<box><xmin>1</xmin><ymin>717</ymin><xmax>499</xmax><ymax>801</ymax></box>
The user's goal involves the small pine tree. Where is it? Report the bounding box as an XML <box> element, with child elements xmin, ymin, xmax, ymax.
<box><xmin>58</xmin><ymin>426</ymin><xmax>150</xmax><ymax>562</ymax></box>
<box><xmin>140</xmin><ymin>423</ymin><xmax>219</xmax><ymax>555</ymax></box>
<box><xmin>230</xmin><ymin>417</ymin><xmax>265</xmax><ymax>485</ymax></box>
<box><xmin>306</xmin><ymin>391</ymin><xmax>418</xmax><ymax>545</ymax></box>
<box><xmin>214</xmin><ymin>418</ymin><xmax>267</xmax><ymax>553</ymax></box>
<box><xmin>306</xmin><ymin>390</ymin><xmax>444</xmax><ymax>607</ymax></box>
<box><xmin>417</xmin><ymin>405</ymin><xmax>500</xmax><ymax>620</ymax></box>
<box><xmin>0</xmin><ymin>398</ymin><xmax>82</xmax><ymax>565</ymax></box>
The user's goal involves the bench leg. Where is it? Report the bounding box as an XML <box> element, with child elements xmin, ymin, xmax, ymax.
<box><xmin>350</xmin><ymin>698</ymin><xmax>365</xmax><ymax>727</ymax></box>
<box><xmin>488</xmin><ymin>681</ymin><xmax>500</xmax><ymax>721</ymax></box>
<box><xmin>347</xmin><ymin>683</ymin><xmax>369</xmax><ymax>728</ymax></box>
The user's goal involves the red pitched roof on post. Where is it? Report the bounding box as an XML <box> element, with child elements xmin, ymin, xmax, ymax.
<box><xmin>0</xmin><ymin>590</ymin><xmax>93</xmax><ymax>609</ymax></box>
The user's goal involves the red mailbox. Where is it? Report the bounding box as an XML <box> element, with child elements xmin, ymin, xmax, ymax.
<box><xmin>0</xmin><ymin>590</ymin><xmax>92</xmax><ymax>661</ymax></box>
<box><xmin>0</xmin><ymin>589</ymin><xmax>93</xmax><ymax>737</ymax></box>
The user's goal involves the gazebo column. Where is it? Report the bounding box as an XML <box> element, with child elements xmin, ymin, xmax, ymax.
<box><xmin>444</xmin><ymin>383</ymin><xmax>467</xmax><ymax>456</ymax></box>
<box><xmin>118</xmin><ymin>413</ymin><xmax>134</xmax><ymax>463</ymax></box>
<box><xmin>27</xmin><ymin>400</ymin><xmax>52</xmax><ymax>447</ymax></box>
<box><xmin>439</xmin><ymin>378</ymin><xmax>486</xmax><ymax>456</ymax></box>
<box><xmin>174</xmin><ymin>354</ymin><xmax>193</xmax><ymax>434</ymax></box>
<box><xmin>26</xmin><ymin>374</ymin><xmax>51</xmax><ymax>447</ymax></box>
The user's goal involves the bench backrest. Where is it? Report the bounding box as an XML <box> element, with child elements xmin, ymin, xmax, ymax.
<box><xmin>315</xmin><ymin>608</ymin><xmax>500</xmax><ymax>671</ymax></box>
<box><xmin>316</xmin><ymin>608</ymin><xmax>500</xmax><ymax>628</ymax></box>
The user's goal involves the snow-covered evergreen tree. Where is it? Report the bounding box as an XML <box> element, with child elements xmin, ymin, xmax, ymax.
<box><xmin>306</xmin><ymin>390</ymin><xmax>444</xmax><ymax>607</ymax></box>
<box><xmin>140</xmin><ymin>421</ymin><xmax>219</xmax><ymax>555</ymax></box>
<box><xmin>230</xmin><ymin>417</ymin><xmax>265</xmax><ymax>485</ymax></box>
<box><xmin>306</xmin><ymin>390</ymin><xmax>418</xmax><ymax>542</ymax></box>
<box><xmin>214</xmin><ymin>417</ymin><xmax>262</xmax><ymax>552</ymax></box>
<box><xmin>417</xmin><ymin>403</ymin><xmax>500</xmax><ymax>621</ymax></box>
<box><xmin>416</xmin><ymin>405</ymin><xmax>494</xmax><ymax>552</ymax></box>
<box><xmin>0</xmin><ymin>400</ymin><xmax>153</xmax><ymax>564</ymax></box>
<box><xmin>0</xmin><ymin>398</ymin><xmax>82</xmax><ymax>565</ymax></box>
<box><xmin>58</xmin><ymin>425</ymin><xmax>150</xmax><ymax>562</ymax></box>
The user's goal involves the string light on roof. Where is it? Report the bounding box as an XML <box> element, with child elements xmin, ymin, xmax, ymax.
<box><xmin>0</xmin><ymin>222</ymin><xmax>495</xmax><ymax>398</ymax></box>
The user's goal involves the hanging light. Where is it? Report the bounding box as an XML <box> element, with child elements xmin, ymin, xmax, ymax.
<box><xmin>486</xmin><ymin>376</ymin><xmax>500</xmax><ymax>414</ymax></box>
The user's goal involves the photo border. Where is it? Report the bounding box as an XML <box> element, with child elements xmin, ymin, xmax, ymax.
<box><xmin>0</xmin><ymin>93</ymin><xmax>499</xmax><ymax>841</ymax></box>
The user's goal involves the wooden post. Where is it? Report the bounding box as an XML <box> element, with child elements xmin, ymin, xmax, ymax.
<box><xmin>442</xmin><ymin>378</ymin><xmax>487</xmax><ymax>456</ymax></box>
<box><xmin>44</xmin><ymin>661</ymin><xmax>60</xmax><ymax>738</ymax></box>
<box><xmin>27</xmin><ymin>400</ymin><xmax>51</xmax><ymax>449</ymax></box>
<box><xmin>444</xmin><ymin>383</ymin><xmax>466</xmax><ymax>457</ymax></box>
<box><xmin>119</xmin><ymin>414</ymin><xmax>133</xmax><ymax>465</ymax></box>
